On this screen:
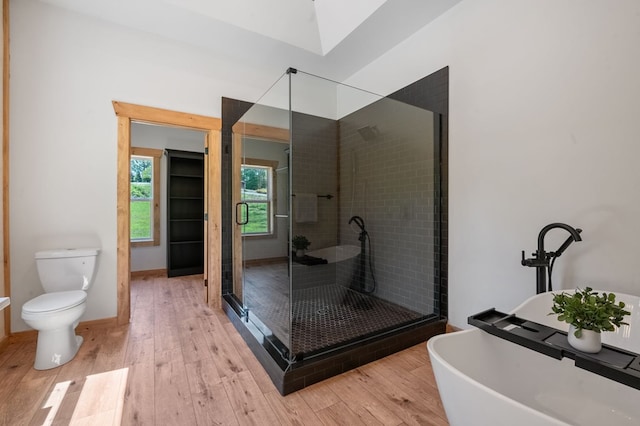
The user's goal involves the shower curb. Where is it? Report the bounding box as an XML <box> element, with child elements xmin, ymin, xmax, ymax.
<box><xmin>223</xmin><ymin>297</ymin><xmax>446</xmax><ymax>395</ymax></box>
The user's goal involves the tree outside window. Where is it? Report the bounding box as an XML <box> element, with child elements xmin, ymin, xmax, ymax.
<box><xmin>130</xmin><ymin>148</ymin><xmax>162</xmax><ymax>246</ymax></box>
<box><xmin>241</xmin><ymin>164</ymin><xmax>273</xmax><ymax>235</ymax></box>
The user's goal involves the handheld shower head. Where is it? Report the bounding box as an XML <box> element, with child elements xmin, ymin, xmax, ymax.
<box><xmin>553</xmin><ymin>228</ymin><xmax>582</xmax><ymax>258</ymax></box>
<box><xmin>349</xmin><ymin>215</ymin><xmax>365</xmax><ymax>231</ymax></box>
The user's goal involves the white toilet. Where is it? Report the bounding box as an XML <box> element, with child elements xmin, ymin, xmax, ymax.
<box><xmin>21</xmin><ymin>248</ymin><xmax>100</xmax><ymax>370</ymax></box>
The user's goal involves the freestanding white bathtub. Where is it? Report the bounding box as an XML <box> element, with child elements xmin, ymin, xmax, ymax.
<box><xmin>428</xmin><ymin>290</ymin><xmax>640</xmax><ymax>426</ymax></box>
<box><xmin>293</xmin><ymin>245</ymin><xmax>360</xmax><ymax>289</ymax></box>
<box><xmin>305</xmin><ymin>244</ymin><xmax>360</xmax><ymax>264</ymax></box>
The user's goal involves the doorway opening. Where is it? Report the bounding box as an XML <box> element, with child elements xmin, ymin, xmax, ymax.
<box><xmin>113</xmin><ymin>101</ymin><xmax>221</xmax><ymax>325</ymax></box>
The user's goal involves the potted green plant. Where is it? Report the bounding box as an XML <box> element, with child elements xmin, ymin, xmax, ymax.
<box><xmin>550</xmin><ymin>287</ymin><xmax>630</xmax><ymax>353</ymax></box>
<box><xmin>292</xmin><ymin>235</ymin><xmax>310</xmax><ymax>257</ymax></box>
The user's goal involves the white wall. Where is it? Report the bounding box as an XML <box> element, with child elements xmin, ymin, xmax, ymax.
<box><xmin>9</xmin><ymin>0</ymin><xmax>279</xmax><ymax>331</ymax></box>
<box><xmin>347</xmin><ymin>0</ymin><xmax>640</xmax><ymax>328</ymax></box>
<box><xmin>130</xmin><ymin>123</ymin><xmax>205</xmax><ymax>272</ymax></box>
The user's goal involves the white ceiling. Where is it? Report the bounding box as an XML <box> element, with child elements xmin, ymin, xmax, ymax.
<box><xmin>162</xmin><ymin>0</ymin><xmax>389</xmax><ymax>55</ymax></box>
<box><xmin>40</xmin><ymin>0</ymin><xmax>462</xmax><ymax>81</ymax></box>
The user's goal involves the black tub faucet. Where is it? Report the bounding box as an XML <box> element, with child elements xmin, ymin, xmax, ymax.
<box><xmin>521</xmin><ymin>223</ymin><xmax>582</xmax><ymax>294</ymax></box>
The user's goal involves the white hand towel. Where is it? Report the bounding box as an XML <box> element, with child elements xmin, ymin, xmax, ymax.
<box><xmin>295</xmin><ymin>193</ymin><xmax>318</xmax><ymax>223</ymax></box>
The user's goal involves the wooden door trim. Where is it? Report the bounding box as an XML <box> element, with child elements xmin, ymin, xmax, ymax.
<box><xmin>231</xmin><ymin>122</ymin><xmax>289</xmax><ymax>305</ymax></box>
<box><xmin>113</xmin><ymin>101</ymin><xmax>221</xmax><ymax>325</ymax></box>
<box><xmin>232</xmin><ymin>132</ymin><xmax>242</xmax><ymax>300</ymax></box>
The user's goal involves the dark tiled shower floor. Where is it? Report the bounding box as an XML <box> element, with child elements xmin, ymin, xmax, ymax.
<box><xmin>290</xmin><ymin>285</ymin><xmax>423</xmax><ymax>356</ymax></box>
<box><xmin>243</xmin><ymin>262</ymin><xmax>422</xmax><ymax>356</ymax></box>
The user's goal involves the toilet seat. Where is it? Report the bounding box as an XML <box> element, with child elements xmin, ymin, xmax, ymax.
<box><xmin>22</xmin><ymin>290</ymin><xmax>87</xmax><ymax>314</ymax></box>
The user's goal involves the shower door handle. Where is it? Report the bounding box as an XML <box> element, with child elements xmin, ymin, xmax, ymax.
<box><xmin>236</xmin><ymin>202</ymin><xmax>249</xmax><ymax>225</ymax></box>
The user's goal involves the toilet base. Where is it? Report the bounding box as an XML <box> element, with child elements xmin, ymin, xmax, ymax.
<box><xmin>33</xmin><ymin>327</ymin><xmax>84</xmax><ymax>370</ymax></box>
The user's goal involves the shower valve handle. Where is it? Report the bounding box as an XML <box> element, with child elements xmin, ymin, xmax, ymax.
<box><xmin>521</xmin><ymin>250</ymin><xmax>548</xmax><ymax>267</ymax></box>
<box><xmin>521</xmin><ymin>250</ymin><xmax>536</xmax><ymax>267</ymax></box>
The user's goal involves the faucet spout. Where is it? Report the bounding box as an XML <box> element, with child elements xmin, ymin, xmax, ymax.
<box><xmin>522</xmin><ymin>223</ymin><xmax>582</xmax><ymax>294</ymax></box>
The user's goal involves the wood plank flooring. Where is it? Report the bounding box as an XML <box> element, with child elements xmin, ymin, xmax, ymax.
<box><xmin>0</xmin><ymin>275</ymin><xmax>449</xmax><ymax>425</ymax></box>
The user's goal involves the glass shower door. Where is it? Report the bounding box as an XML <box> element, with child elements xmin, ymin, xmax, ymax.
<box><xmin>232</xmin><ymin>73</ymin><xmax>293</xmax><ymax>360</ymax></box>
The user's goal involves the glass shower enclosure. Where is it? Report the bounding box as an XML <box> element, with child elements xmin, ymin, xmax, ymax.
<box><xmin>228</xmin><ymin>69</ymin><xmax>443</xmax><ymax>390</ymax></box>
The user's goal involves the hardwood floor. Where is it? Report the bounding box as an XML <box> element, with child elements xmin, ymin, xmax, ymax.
<box><xmin>0</xmin><ymin>275</ymin><xmax>449</xmax><ymax>425</ymax></box>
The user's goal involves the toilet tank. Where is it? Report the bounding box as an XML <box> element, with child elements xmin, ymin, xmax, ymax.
<box><xmin>35</xmin><ymin>248</ymin><xmax>100</xmax><ymax>293</ymax></box>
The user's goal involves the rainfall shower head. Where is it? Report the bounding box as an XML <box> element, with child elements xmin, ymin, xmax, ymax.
<box><xmin>357</xmin><ymin>125</ymin><xmax>379</xmax><ymax>141</ymax></box>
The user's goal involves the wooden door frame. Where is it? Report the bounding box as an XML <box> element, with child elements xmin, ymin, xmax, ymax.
<box><xmin>231</xmin><ymin>122</ymin><xmax>289</xmax><ymax>302</ymax></box>
<box><xmin>113</xmin><ymin>101</ymin><xmax>221</xmax><ymax>325</ymax></box>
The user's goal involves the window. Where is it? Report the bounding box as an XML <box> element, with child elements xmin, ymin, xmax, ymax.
<box><xmin>241</xmin><ymin>160</ymin><xmax>276</xmax><ymax>236</ymax></box>
<box><xmin>130</xmin><ymin>147</ymin><xmax>162</xmax><ymax>246</ymax></box>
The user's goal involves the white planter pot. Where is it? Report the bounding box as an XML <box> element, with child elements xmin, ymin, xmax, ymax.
<box><xmin>567</xmin><ymin>325</ymin><xmax>602</xmax><ymax>353</ymax></box>
<box><xmin>296</xmin><ymin>249</ymin><xmax>305</xmax><ymax>258</ymax></box>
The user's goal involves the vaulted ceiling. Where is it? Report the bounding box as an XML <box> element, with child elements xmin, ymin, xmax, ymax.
<box><xmin>40</xmin><ymin>0</ymin><xmax>461</xmax><ymax>81</ymax></box>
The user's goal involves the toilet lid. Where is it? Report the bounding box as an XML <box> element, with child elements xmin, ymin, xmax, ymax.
<box><xmin>22</xmin><ymin>290</ymin><xmax>87</xmax><ymax>314</ymax></box>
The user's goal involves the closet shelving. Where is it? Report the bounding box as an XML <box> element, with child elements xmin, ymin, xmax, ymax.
<box><xmin>166</xmin><ymin>149</ymin><xmax>204</xmax><ymax>277</ymax></box>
